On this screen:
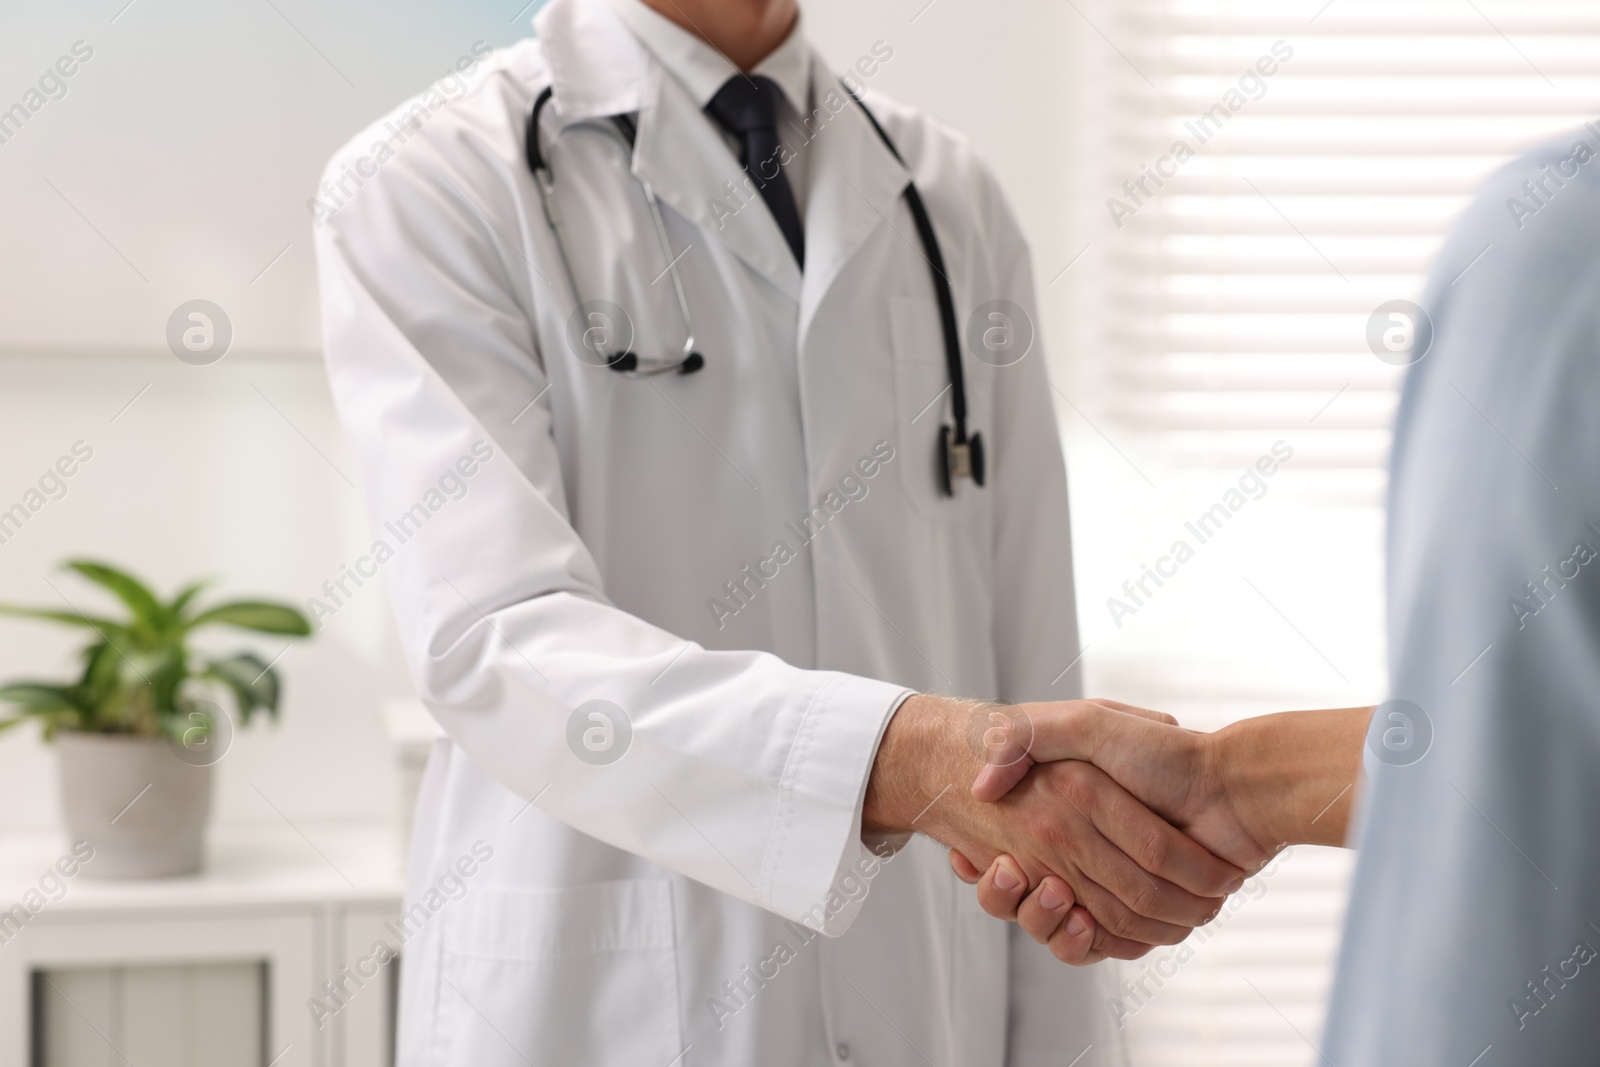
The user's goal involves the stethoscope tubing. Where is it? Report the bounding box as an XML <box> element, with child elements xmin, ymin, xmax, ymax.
<box><xmin>524</xmin><ymin>80</ymin><xmax>984</xmax><ymax>489</ymax></box>
<box><xmin>528</xmin><ymin>92</ymin><xmax>702</xmax><ymax>377</ymax></box>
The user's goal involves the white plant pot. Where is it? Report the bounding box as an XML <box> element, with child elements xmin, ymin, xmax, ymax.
<box><xmin>57</xmin><ymin>732</ymin><xmax>214</xmax><ymax>879</ymax></box>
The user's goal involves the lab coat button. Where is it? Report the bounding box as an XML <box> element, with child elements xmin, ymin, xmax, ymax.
<box><xmin>836</xmin><ymin>1042</ymin><xmax>851</xmax><ymax>1060</ymax></box>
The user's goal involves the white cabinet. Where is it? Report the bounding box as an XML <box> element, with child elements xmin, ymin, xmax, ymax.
<box><xmin>0</xmin><ymin>826</ymin><xmax>403</xmax><ymax>1067</ymax></box>
<box><xmin>37</xmin><ymin>960</ymin><xmax>267</xmax><ymax>1067</ymax></box>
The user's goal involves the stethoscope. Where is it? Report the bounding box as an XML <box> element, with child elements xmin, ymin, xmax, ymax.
<box><xmin>524</xmin><ymin>80</ymin><xmax>984</xmax><ymax>495</ymax></box>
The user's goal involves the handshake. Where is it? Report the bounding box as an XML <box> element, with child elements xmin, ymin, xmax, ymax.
<box><xmin>863</xmin><ymin>696</ymin><xmax>1372</xmax><ymax>964</ymax></box>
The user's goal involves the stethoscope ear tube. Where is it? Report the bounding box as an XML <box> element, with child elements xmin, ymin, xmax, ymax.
<box><xmin>526</xmin><ymin>87</ymin><xmax>554</xmax><ymax>173</ymax></box>
<box><xmin>527</xmin><ymin>83</ymin><xmax>981</xmax><ymax>490</ymax></box>
<box><xmin>526</xmin><ymin>87</ymin><xmax>704</xmax><ymax>379</ymax></box>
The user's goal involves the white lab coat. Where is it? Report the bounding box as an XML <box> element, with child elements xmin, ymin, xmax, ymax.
<box><xmin>314</xmin><ymin>1</ymin><xmax>1118</xmax><ymax>1064</ymax></box>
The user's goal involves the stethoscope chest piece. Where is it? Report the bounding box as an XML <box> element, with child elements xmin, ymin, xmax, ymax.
<box><xmin>606</xmin><ymin>350</ymin><xmax>704</xmax><ymax>376</ymax></box>
<box><xmin>938</xmin><ymin>426</ymin><xmax>985</xmax><ymax>496</ymax></box>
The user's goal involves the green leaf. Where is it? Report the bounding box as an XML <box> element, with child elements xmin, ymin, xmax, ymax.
<box><xmin>0</xmin><ymin>603</ymin><xmax>129</xmax><ymax>637</ymax></box>
<box><xmin>133</xmin><ymin>646</ymin><xmax>187</xmax><ymax>710</ymax></box>
<box><xmin>0</xmin><ymin>683</ymin><xmax>82</xmax><ymax>714</ymax></box>
<box><xmin>64</xmin><ymin>560</ymin><xmax>166</xmax><ymax>634</ymax></box>
<box><xmin>0</xmin><ymin>687</ymin><xmax>79</xmax><ymax>739</ymax></box>
<box><xmin>202</xmin><ymin>652</ymin><xmax>279</xmax><ymax>725</ymax></box>
<box><xmin>187</xmin><ymin>600</ymin><xmax>311</xmax><ymax>636</ymax></box>
<box><xmin>166</xmin><ymin>579</ymin><xmax>212</xmax><ymax>624</ymax></box>
<box><xmin>0</xmin><ymin>562</ymin><xmax>311</xmax><ymax>739</ymax></box>
<box><xmin>0</xmin><ymin>710</ymin><xmax>69</xmax><ymax>735</ymax></box>
<box><xmin>65</xmin><ymin>642</ymin><xmax>182</xmax><ymax>735</ymax></box>
<box><xmin>164</xmin><ymin>701</ymin><xmax>218</xmax><ymax>750</ymax></box>
<box><xmin>73</xmin><ymin>641</ymin><xmax>127</xmax><ymax>728</ymax></box>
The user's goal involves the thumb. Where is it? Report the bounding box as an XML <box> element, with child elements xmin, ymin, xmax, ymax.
<box><xmin>968</xmin><ymin>700</ymin><xmax>1172</xmax><ymax>802</ymax></box>
<box><xmin>970</xmin><ymin>754</ymin><xmax>1035</xmax><ymax>802</ymax></box>
<box><xmin>1091</xmin><ymin>699</ymin><xmax>1178</xmax><ymax>726</ymax></box>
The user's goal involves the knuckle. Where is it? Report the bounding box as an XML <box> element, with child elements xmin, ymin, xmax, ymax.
<box><xmin>1124</xmin><ymin>876</ymin><xmax>1164</xmax><ymax>919</ymax></box>
<box><xmin>1031</xmin><ymin>815</ymin><xmax>1071</xmax><ymax>855</ymax></box>
<box><xmin>1097</xmin><ymin>903</ymin><xmax>1141</xmax><ymax>940</ymax></box>
<box><xmin>1133</xmin><ymin>826</ymin><xmax>1170</xmax><ymax>876</ymax></box>
<box><xmin>1054</xmin><ymin>764</ymin><xmax>1097</xmax><ymax>812</ymax></box>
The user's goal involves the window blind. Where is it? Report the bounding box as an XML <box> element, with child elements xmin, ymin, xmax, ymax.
<box><xmin>1091</xmin><ymin>0</ymin><xmax>1600</xmax><ymax>493</ymax></box>
<box><xmin>1066</xmin><ymin>2</ymin><xmax>1600</xmax><ymax>1064</ymax></box>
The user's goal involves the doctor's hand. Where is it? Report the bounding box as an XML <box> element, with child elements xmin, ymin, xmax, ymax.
<box><xmin>862</xmin><ymin>696</ymin><xmax>1249</xmax><ymax>964</ymax></box>
<box><xmin>953</xmin><ymin>702</ymin><xmax>1374</xmax><ymax>960</ymax></box>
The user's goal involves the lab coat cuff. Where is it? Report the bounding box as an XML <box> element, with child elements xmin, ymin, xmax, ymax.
<box><xmin>762</xmin><ymin>676</ymin><xmax>914</xmax><ymax>937</ymax></box>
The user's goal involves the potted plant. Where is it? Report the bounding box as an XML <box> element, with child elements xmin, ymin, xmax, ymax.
<box><xmin>0</xmin><ymin>560</ymin><xmax>311</xmax><ymax>878</ymax></box>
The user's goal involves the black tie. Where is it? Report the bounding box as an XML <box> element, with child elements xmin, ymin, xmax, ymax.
<box><xmin>706</xmin><ymin>74</ymin><xmax>805</xmax><ymax>267</ymax></box>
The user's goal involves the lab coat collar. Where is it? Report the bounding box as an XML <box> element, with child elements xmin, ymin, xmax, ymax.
<box><xmin>535</xmin><ymin>0</ymin><xmax>797</xmax><ymax>296</ymax></box>
<box><xmin>534</xmin><ymin>0</ymin><xmax>910</xmax><ymax>308</ymax></box>
<box><xmin>793</xmin><ymin>64</ymin><xmax>913</xmax><ymax>338</ymax></box>
<box><xmin>632</xmin><ymin>53</ymin><xmax>913</xmax><ymax>313</ymax></box>
<box><xmin>533</xmin><ymin>0</ymin><xmax>650</xmax><ymax>123</ymax></box>
<box><xmin>631</xmin><ymin>65</ymin><xmax>806</xmax><ymax>300</ymax></box>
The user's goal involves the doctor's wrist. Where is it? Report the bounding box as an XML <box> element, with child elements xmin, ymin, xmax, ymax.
<box><xmin>862</xmin><ymin>694</ymin><xmax>985</xmax><ymax>839</ymax></box>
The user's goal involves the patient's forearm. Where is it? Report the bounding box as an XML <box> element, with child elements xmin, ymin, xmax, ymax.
<box><xmin>1208</xmin><ymin>706</ymin><xmax>1374</xmax><ymax>849</ymax></box>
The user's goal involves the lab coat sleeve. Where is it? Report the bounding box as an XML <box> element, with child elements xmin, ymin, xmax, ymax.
<box><xmin>311</xmin><ymin>115</ymin><xmax>908</xmax><ymax>935</ymax></box>
<box><xmin>976</xmin><ymin>171</ymin><xmax>1108</xmax><ymax>1066</ymax></box>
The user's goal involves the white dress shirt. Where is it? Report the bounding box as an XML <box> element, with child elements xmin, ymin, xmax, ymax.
<box><xmin>605</xmin><ymin>0</ymin><xmax>812</xmax><ymax>220</ymax></box>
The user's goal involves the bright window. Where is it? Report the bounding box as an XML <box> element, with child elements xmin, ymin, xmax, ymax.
<box><xmin>1061</xmin><ymin>2</ymin><xmax>1600</xmax><ymax>1062</ymax></box>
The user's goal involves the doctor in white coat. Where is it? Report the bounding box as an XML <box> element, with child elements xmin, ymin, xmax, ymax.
<box><xmin>313</xmin><ymin>0</ymin><xmax>1244</xmax><ymax>1063</ymax></box>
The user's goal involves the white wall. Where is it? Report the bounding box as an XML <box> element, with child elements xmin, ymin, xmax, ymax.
<box><xmin>0</xmin><ymin>0</ymin><xmax>1086</xmax><ymax>835</ymax></box>
<box><xmin>0</xmin><ymin>0</ymin><xmax>1083</xmax><ymax>353</ymax></box>
<box><xmin>0</xmin><ymin>0</ymin><xmax>535</xmax><ymax>352</ymax></box>
<box><xmin>804</xmin><ymin>0</ymin><xmax>1085</xmax><ymax>302</ymax></box>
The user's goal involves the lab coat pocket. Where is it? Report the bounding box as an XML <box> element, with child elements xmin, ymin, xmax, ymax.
<box><xmin>440</xmin><ymin>879</ymin><xmax>682</xmax><ymax>1067</ymax></box>
<box><xmin>889</xmin><ymin>297</ymin><xmax>992</xmax><ymax>521</ymax></box>
<box><xmin>950</xmin><ymin>880</ymin><xmax>1009</xmax><ymax>1067</ymax></box>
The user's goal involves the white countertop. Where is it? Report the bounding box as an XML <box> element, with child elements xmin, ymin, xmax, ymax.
<box><xmin>0</xmin><ymin>822</ymin><xmax>405</xmax><ymax>916</ymax></box>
